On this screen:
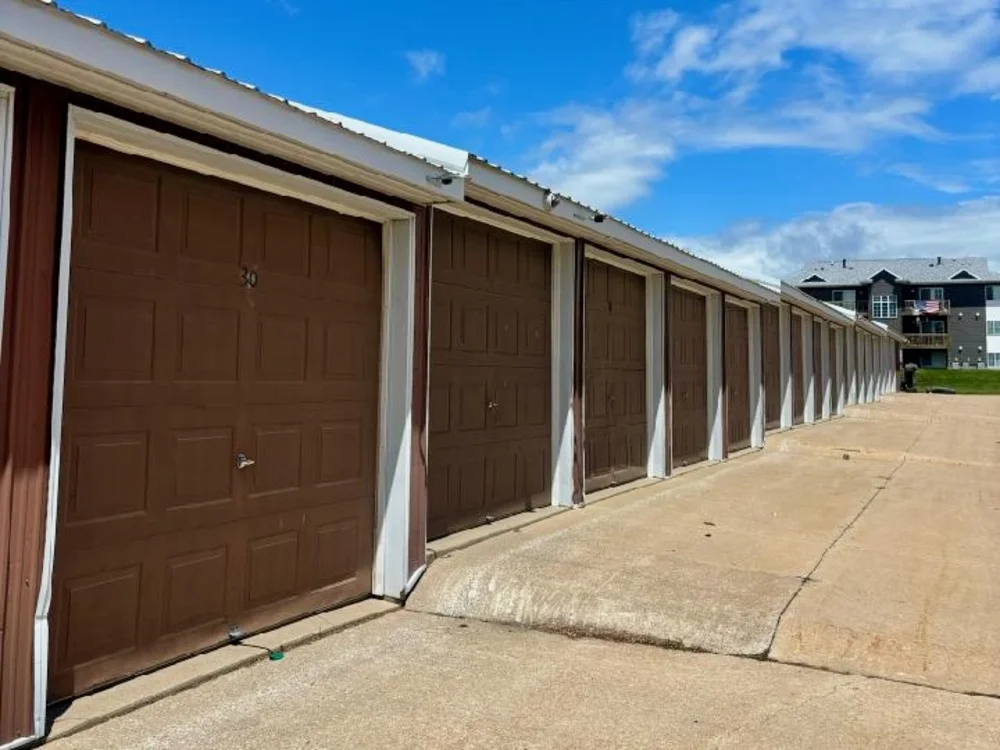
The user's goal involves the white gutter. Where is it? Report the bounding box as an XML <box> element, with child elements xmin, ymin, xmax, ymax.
<box><xmin>0</xmin><ymin>0</ymin><xmax>463</xmax><ymax>205</ymax></box>
<box><xmin>780</xmin><ymin>282</ymin><xmax>857</xmax><ymax>325</ymax></box>
<box><xmin>467</xmin><ymin>159</ymin><xmax>779</xmax><ymax>304</ymax></box>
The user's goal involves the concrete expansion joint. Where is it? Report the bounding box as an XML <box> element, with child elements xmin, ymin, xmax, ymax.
<box><xmin>761</xmin><ymin>419</ymin><xmax>934</xmax><ymax>662</ymax></box>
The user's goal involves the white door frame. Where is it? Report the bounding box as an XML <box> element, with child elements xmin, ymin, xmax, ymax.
<box><xmin>0</xmin><ymin>84</ymin><xmax>14</xmax><ymax>373</ymax></box>
<box><xmin>584</xmin><ymin>246</ymin><xmax>667</xmax><ymax>483</ymax></box>
<box><xmin>32</xmin><ymin>107</ymin><xmax>419</xmax><ymax>739</ymax></box>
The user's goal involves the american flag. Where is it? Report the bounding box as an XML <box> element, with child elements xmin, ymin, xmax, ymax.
<box><xmin>915</xmin><ymin>300</ymin><xmax>942</xmax><ymax>313</ymax></box>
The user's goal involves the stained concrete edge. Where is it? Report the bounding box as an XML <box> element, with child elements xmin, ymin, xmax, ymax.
<box><xmin>47</xmin><ymin>598</ymin><xmax>399</xmax><ymax>742</ymax></box>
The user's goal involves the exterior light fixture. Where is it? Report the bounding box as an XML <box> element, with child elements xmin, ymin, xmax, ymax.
<box><xmin>958</xmin><ymin>312</ymin><xmax>964</xmax><ymax>319</ymax></box>
<box><xmin>975</xmin><ymin>312</ymin><xmax>981</xmax><ymax>319</ymax></box>
<box><xmin>543</xmin><ymin>190</ymin><xmax>561</xmax><ymax>210</ymax></box>
<box><xmin>425</xmin><ymin>172</ymin><xmax>455</xmax><ymax>187</ymax></box>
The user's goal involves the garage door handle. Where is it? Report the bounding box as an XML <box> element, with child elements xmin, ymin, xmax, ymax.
<box><xmin>236</xmin><ymin>452</ymin><xmax>256</xmax><ymax>470</ymax></box>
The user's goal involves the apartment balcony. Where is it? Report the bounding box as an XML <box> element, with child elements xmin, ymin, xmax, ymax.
<box><xmin>905</xmin><ymin>333</ymin><xmax>950</xmax><ymax>349</ymax></box>
<box><xmin>903</xmin><ymin>299</ymin><xmax>950</xmax><ymax>316</ymax></box>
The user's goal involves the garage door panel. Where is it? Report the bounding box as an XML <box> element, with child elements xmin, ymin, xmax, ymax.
<box><xmin>725</xmin><ymin>303</ymin><xmax>751</xmax><ymax>452</ymax></box>
<box><xmin>429</xmin><ymin>213</ymin><xmax>551</xmax><ymax>538</ymax></box>
<box><xmin>791</xmin><ymin>315</ymin><xmax>804</xmax><ymax>424</ymax></box>
<box><xmin>813</xmin><ymin>321</ymin><xmax>823</xmax><ymax>410</ymax></box>
<box><xmin>670</xmin><ymin>286</ymin><xmax>709</xmax><ymax>466</ymax></box>
<box><xmin>762</xmin><ymin>305</ymin><xmax>781</xmax><ymax>429</ymax></box>
<box><xmin>52</xmin><ymin>145</ymin><xmax>379</xmax><ymax>700</ymax></box>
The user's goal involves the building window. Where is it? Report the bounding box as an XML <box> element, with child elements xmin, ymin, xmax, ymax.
<box><xmin>871</xmin><ymin>295</ymin><xmax>898</xmax><ymax>319</ymax></box>
<box><xmin>988</xmin><ymin>286</ymin><xmax>1000</xmax><ymax>302</ymax></box>
<box><xmin>831</xmin><ymin>289</ymin><xmax>856</xmax><ymax>307</ymax></box>
<box><xmin>917</xmin><ymin>287</ymin><xmax>944</xmax><ymax>301</ymax></box>
<box><xmin>988</xmin><ymin>321</ymin><xmax>1000</xmax><ymax>336</ymax></box>
<box><xmin>920</xmin><ymin>319</ymin><xmax>945</xmax><ymax>334</ymax></box>
<box><xmin>989</xmin><ymin>352</ymin><xmax>1000</xmax><ymax>368</ymax></box>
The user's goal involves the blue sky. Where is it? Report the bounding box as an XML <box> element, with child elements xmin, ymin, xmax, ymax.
<box><xmin>61</xmin><ymin>0</ymin><xmax>1000</xmax><ymax>279</ymax></box>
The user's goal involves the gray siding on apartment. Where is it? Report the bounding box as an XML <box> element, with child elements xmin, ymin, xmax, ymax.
<box><xmin>945</xmin><ymin>283</ymin><xmax>987</xmax><ymax>365</ymax></box>
<box><xmin>869</xmin><ymin>280</ymin><xmax>903</xmax><ymax>334</ymax></box>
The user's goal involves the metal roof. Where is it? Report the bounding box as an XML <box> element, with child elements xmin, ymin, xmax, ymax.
<box><xmin>792</xmin><ymin>257</ymin><xmax>1000</xmax><ymax>286</ymax></box>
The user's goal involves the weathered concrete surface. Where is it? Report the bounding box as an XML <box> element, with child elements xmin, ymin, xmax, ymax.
<box><xmin>412</xmin><ymin>394</ymin><xmax>1000</xmax><ymax>696</ymax></box>
<box><xmin>47</xmin><ymin>611</ymin><xmax>1000</xmax><ymax>750</ymax></box>
<box><xmin>409</xmin><ymin>441</ymin><xmax>898</xmax><ymax>656</ymax></box>
<box><xmin>771</xmin><ymin>395</ymin><xmax>1000</xmax><ymax>695</ymax></box>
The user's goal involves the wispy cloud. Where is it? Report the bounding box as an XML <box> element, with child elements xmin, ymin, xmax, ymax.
<box><xmin>404</xmin><ymin>49</ymin><xmax>446</xmax><ymax>82</ymax></box>
<box><xmin>887</xmin><ymin>164</ymin><xmax>970</xmax><ymax>194</ymax></box>
<box><xmin>451</xmin><ymin>107</ymin><xmax>492</xmax><ymax>128</ymax></box>
<box><xmin>526</xmin><ymin>0</ymin><xmax>1000</xmax><ymax>210</ymax></box>
<box><xmin>673</xmin><ymin>197</ymin><xmax>1000</xmax><ymax>280</ymax></box>
<box><xmin>266</xmin><ymin>0</ymin><xmax>299</xmax><ymax>15</ymax></box>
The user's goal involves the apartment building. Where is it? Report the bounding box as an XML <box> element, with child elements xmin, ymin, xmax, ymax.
<box><xmin>793</xmin><ymin>257</ymin><xmax>1000</xmax><ymax>369</ymax></box>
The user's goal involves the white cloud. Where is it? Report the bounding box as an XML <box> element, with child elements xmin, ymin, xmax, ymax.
<box><xmin>526</xmin><ymin>0</ymin><xmax>999</xmax><ymax>212</ymax></box>
<box><xmin>672</xmin><ymin>197</ymin><xmax>1000</xmax><ymax>280</ymax></box>
<box><xmin>404</xmin><ymin>50</ymin><xmax>445</xmax><ymax>82</ymax></box>
<box><xmin>451</xmin><ymin>107</ymin><xmax>492</xmax><ymax>128</ymax></box>
<box><xmin>887</xmin><ymin>164</ymin><xmax>970</xmax><ymax>194</ymax></box>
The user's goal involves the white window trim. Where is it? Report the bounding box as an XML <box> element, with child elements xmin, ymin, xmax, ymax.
<box><xmin>32</xmin><ymin>107</ymin><xmax>418</xmax><ymax>740</ymax></box>
<box><xmin>871</xmin><ymin>294</ymin><xmax>898</xmax><ymax>320</ymax></box>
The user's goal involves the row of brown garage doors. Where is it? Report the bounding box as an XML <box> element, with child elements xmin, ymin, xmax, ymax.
<box><xmin>50</xmin><ymin>147</ymin><xmax>765</xmax><ymax>702</ymax></box>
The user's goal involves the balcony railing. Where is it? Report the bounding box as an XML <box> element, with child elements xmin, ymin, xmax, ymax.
<box><xmin>905</xmin><ymin>333</ymin><xmax>950</xmax><ymax>348</ymax></box>
<box><xmin>903</xmin><ymin>299</ymin><xmax>950</xmax><ymax>316</ymax></box>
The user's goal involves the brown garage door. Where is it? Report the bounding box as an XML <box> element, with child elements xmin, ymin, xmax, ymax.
<box><xmin>428</xmin><ymin>213</ymin><xmax>551</xmax><ymax>539</ymax></box>
<box><xmin>584</xmin><ymin>259</ymin><xmax>647</xmax><ymax>492</ymax></box>
<box><xmin>670</xmin><ymin>286</ymin><xmax>708</xmax><ymax>466</ymax></box>
<box><xmin>725</xmin><ymin>303</ymin><xmax>751</xmax><ymax>452</ymax></box>
<box><xmin>813</xmin><ymin>321</ymin><xmax>823</xmax><ymax>416</ymax></box>
<box><xmin>791</xmin><ymin>314</ymin><xmax>804</xmax><ymax>424</ymax></box>
<box><xmin>762</xmin><ymin>305</ymin><xmax>781</xmax><ymax>429</ymax></box>
<box><xmin>50</xmin><ymin>144</ymin><xmax>380</xmax><ymax>700</ymax></box>
<box><xmin>829</xmin><ymin>328</ymin><xmax>839</xmax><ymax>412</ymax></box>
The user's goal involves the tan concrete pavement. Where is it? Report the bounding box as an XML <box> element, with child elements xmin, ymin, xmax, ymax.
<box><xmin>412</xmin><ymin>395</ymin><xmax>1000</xmax><ymax>697</ymax></box>
<box><xmin>771</xmin><ymin>395</ymin><xmax>1000</xmax><ymax>695</ymax></box>
<box><xmin>47</xmin><ymin>611</ymin><xmax>1000</xmax><ymax>750</ymax></box>
<box><xmin>409</xmin><ymin>418</ymin><xmax>902</xmax><ymax>657</ymax></box>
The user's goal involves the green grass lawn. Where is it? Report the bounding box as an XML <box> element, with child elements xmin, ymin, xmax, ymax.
<box><xmin>913</xmin><ymin>368</ymin><xmax>1000</xmax><ymax>394</ymax></box>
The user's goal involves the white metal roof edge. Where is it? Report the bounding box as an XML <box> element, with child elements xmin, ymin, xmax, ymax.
<box><xmin>467</xmin><ymin>158</ymin><xmax>780</xmax><ymax>304</ymax></box>
<box><xmin>781</xmin><ymin>283</ymin><xmax>867</xmax><ymax>328</ymax></box>
<box><xmin>0</xmin><ymin>0</ymin><xmax>463</xmax><ymax>203</ymax></box>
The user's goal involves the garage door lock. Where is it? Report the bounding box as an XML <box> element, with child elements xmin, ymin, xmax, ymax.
<box><xmin>236</xmin><ymin>452</ymin><xmax>256</xmax><ymax>470</ymax></box>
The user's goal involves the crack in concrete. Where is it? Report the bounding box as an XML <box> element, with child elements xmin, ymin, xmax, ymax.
<box><xmin>761</xmin><ymin>418</ymin><xmax>935</xmax><ymax>659</ymax></box>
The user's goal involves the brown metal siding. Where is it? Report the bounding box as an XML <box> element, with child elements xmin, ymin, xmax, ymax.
<box><xmin>791</xmin><ymin>314</ymin><xmax>804</xmax><ymax>424</ymax></box>
<box><xmin>725</xmin><ymin>303</ymin><xmax>751</xmax><ymax>451</ymax></box>
<box><xmin>761</xmin><ymin>305</ymin><xmax>781</xmax><ymax>429</ymax></box>
<box><xmin>427</xmin><ymin>213</ymin><xmax>552</xmax><ymax>538</ymax></box>
<box><xmin>670</xmin><ymin>286</ymin><xmax>708</xmax><ymax>466</ymax></box>
<box><xmin>0</xmin><ymin>80</ymin><xmax>63</xmax><ymax>746</ymax></box>
<box><xmin>584</xmin><ymin>259</ymin><xmax>647</xmax><ymax>492</ymax></box>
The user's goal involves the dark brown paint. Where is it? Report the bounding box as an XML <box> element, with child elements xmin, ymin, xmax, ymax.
<box><xmin>670</xmin><ymin>286</ymin><xmax>709</xmax><ymax>466</ymax></box>
<box><xmin>583</xmin><ymin>259</ymin><xmax>647</xmax><ymax>492</ymax></box>
<box><xmin>0</xmin><ymin>81</ymin><xmax>64</xmax><ymax>745</ymax></box>
<box><xmin>791</xmin><ymin>314</ymin><xmax>804</xmax><ymax>425</ymax></box>
<box><xmin>761</xmin><ymin>305</ymin><xmax>781</xmax><ymax>430</ymax></box>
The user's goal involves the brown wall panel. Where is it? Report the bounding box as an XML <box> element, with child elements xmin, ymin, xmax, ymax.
<box><xmin>0</xmin><ymin>80</ymin><xmax>64</xmax><ymax>746</ymax></box>
<box><xmin>813</xmin><ymin>321</ymin><xmax>823</xmax><ymax>416</ymax></box>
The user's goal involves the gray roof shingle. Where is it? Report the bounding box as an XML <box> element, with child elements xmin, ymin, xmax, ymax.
<box><xmin>790</xmin><ymin>257</ymin><xmax>1000</xmax><ymax>285</ymax></box>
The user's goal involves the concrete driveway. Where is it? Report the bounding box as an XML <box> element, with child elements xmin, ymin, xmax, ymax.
<box><xmin>410</xmin><ymin>394</ymin><xmax>1000</xmax><ymax>695</ymax></box>
<box><xmin>47</xmin><ymin>395</ymin><xmax>1000</xmax><ymax>748</ymax></box>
